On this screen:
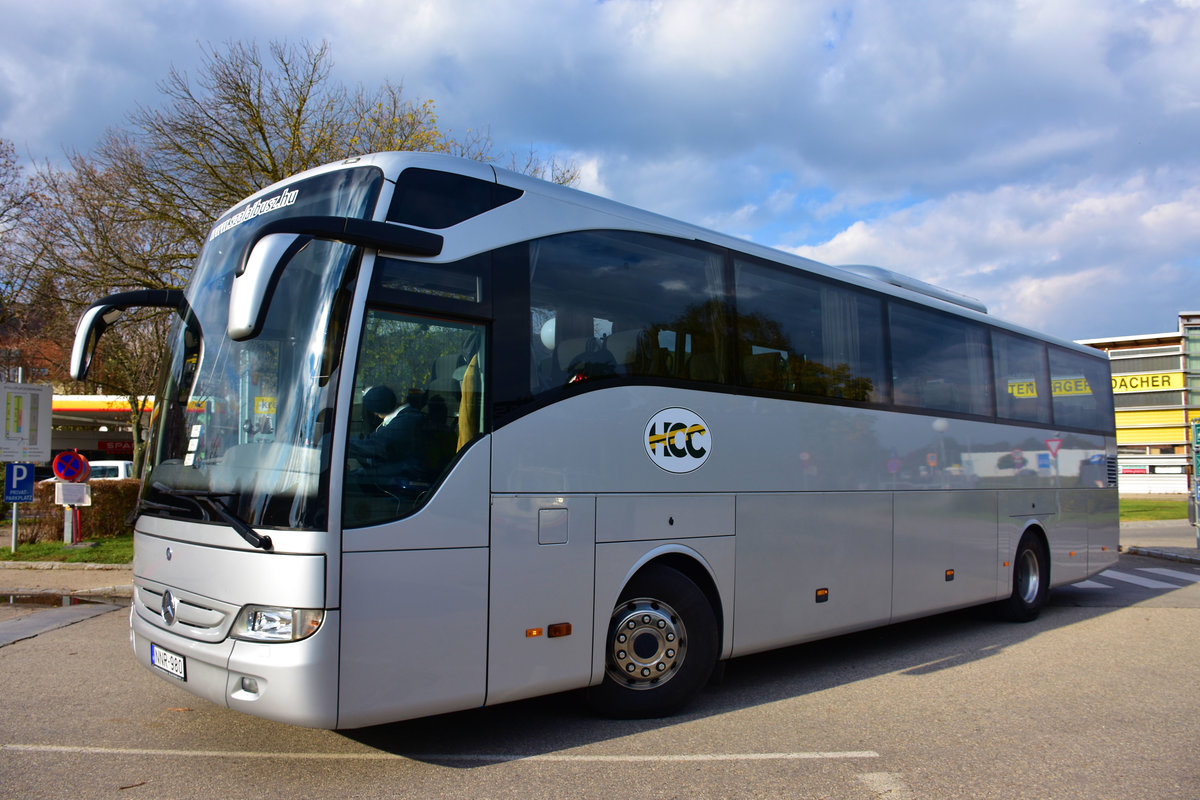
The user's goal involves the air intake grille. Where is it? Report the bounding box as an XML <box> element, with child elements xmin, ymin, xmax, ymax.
<box><xmin>135</xmin><ymin>582</ymin><xmax>239</xmax><ymax>643</ymax></box>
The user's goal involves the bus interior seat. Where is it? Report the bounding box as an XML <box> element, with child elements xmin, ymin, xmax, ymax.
<box><xmin>426</xmin><ymin>353</ymin><xmax>466</xmax><ymax>421</ymax></box>
<box><xmin>605</xmin><ymin>329</ymin><xmax>642</xmax><ymax>374</ymax></box>
<box><xmin>687</xmin><ymin>352</ymin><xmax>718</xmax><ymax>382</ymax></box>
<box><xmin>743</xmin><ymin>351</ymin><xmax>786</xmax><ymax>391</ymax></box>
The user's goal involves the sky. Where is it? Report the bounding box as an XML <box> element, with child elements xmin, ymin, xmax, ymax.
<box><xmin>2</xmin><ymin>0</ymin><xmax>1199</xmax><ymax>342</ymax></box>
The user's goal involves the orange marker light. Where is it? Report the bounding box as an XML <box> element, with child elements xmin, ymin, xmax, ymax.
<box><xmin>525</xmin><ymin>628</ymin><xmax>543</xmax><ymax>638</ymax></box>
<box><xmin>548</xmin><ymin>622</ymin><xmax>572</xmax><ymax>638</ymax></box>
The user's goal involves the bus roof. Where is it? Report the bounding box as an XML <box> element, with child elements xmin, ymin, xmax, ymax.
<box><xmin>220</xmin><ymin>151</ymin><xmax>1103</xmax><ymax>359</ymax></box>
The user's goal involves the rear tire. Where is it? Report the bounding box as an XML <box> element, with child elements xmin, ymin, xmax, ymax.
<box><xmin>587</xmin><ymin>564</ymin><xmax>718</xmax><ymax>719</ymax></box>
<box><xmin>999</xmin><ymin>533</ymin><xmax>1049</xmax><ymax>622</ymax></box>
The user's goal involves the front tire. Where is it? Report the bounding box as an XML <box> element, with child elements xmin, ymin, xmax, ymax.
<box><xmin>1000</xmin><ymin>533</ymin><xmax>1049</xmax><ymax>622</ymax></box>
<box><xmin>587</xmin><ymin>564</ymin><xmax>718</xmax><ymax>719</ymax></box>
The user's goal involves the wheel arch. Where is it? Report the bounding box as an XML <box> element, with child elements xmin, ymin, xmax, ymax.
<box><xmin>639</xmin><ymin>551</ymin><xmax>725</xmax><ymax>648</ymax></box>
<box><xmin>1015</xmin><ymin>521</ymin><xmax>1052</xmax><ymax>588</ymax></box>
<box><xmin>607</xmin><ymin>543</ymin><xmax>729</xmax><ymax>659</ymax></box>
<box><xmin>588</xmin><ymin>547</ymin><xmax>726</xmax><ymax>717</ymax></box>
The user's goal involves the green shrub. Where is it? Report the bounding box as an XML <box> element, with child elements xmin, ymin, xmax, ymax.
<box><xmin>22</xmin><ymin>479</ymin><xmax>141</xmax><ymax>544</ymax></box>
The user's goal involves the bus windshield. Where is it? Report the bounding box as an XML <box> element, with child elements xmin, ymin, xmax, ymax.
<box><xmin>142</xmin><ymin>166</ymin><xmax>384</xmax><ymax>531</ymax></box>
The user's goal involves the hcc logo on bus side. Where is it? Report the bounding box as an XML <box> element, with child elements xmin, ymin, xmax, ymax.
<box><xmin>644</xmin><ymin>407</ymin><xmax>712</xmax><ymax>473</ymax></box>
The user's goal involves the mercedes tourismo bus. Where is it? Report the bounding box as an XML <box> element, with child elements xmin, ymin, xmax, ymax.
<box><xmin>72</xmin><ymin>152</ymin><xmax>1118</xmax><ymax>729</ymax></box>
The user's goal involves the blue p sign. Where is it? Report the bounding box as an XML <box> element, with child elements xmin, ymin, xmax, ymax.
<box><xmin>5</xmin><ymin>463</ymin><xmax>35</xmax><ymax>503</ymax></box>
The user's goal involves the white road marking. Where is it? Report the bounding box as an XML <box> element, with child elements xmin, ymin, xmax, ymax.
<box><xmin>858</xmin><ymin>771</ymin><xmax>916</xmax><ymax>799</ymax></box>
<box><xmin>1070</xmin><ymin>580</ymin><xmax>1111</xmax><ymax>589</ymax></box>
<box><xmin>1</xmin><ymin>743</ymin><xmax>879</xmax><ymax>763</ymax></box>
<box><xmin>1099</xmin><ymin>570</ymin><xmax>1177</xmax><ymax>590</ymax></box>
<box><xmin>1138</xmin><ymin>567</ymin><xmax>1200</xmax><ymax>584</ymax></box>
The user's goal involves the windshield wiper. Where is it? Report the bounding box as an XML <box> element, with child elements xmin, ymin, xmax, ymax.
<box><xmin>153</xmin><ymin>484</ymin><xmax>274</xmax><ymax>551</ymax></box>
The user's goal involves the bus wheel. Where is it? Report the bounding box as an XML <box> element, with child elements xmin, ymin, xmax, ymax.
<box><xmin>1000</xmin><ymin>533</ymin><xmax>1049</xmax><ymax>622</ymax></box>
<box><xmin>588</xmin><ymin>564</ymin><xmax>718</xmax><ymax>719</ymax></box>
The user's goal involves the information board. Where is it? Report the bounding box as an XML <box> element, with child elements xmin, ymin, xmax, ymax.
<box><xmin>1</xmin><ymin>382</ymin><xmax>53</xmax><ymax>462</ymax></box>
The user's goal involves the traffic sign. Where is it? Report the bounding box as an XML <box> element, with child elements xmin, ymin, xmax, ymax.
<box><xmin>4</xmin><ymin>463</ymin><xmax>34</xmax><ymax>503</ymax></box>
<box><xmin>1045</xmin><ymin>438</ymin><xmax>1062</xmax><ymax>457</ymax></box>
<box><xmin>52</xmin><ymin>451</ymin><xmax>91</xmax><ymax>483</ymax></box>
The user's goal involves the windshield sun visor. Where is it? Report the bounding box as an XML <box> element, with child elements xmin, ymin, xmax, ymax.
<box><xmin>227</xmin><ymin>216</ymin><xmax>444</xmax><ymax>342</ymax></box>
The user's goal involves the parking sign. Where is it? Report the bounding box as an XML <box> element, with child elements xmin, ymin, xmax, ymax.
<box><xmin>4</xmin><ymin>463</ymin><xmax>35</xmax><ymax>503</ymax></box>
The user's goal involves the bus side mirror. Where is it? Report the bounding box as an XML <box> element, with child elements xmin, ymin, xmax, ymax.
<box><xmin>71</xmin><ymin>289</ymin><xmax>186</xmax><ymax>381</ymax></box>
<box><xmin>228</xmin><ymin>233</ymin><xmax>310</xmax><ymax>341</ymax></box>
<box><xmin>71</xmin><ymin>304</ymin><xmax>124</xmax><ymax>381</ymax></box>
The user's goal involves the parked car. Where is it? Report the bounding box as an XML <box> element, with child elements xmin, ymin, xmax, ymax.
<box><xmin>40</xmin><ymin>459</ymin><xmax>136</xmax><ymax>481</ymax></box>
<box><xmin>89</xmin><ymin>460</ymin><xmax>135</xmax><ymax>479</ymax></box>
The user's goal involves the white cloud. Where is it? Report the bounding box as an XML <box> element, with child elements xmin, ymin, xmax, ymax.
<box><xmin>2</xmin><ymin>0</ymin><xmax>1199</xmax><ymax>341</ymax></box>
<box><xmin>789</xmin><ymin>173</ymin><xmax>1200</xmax><ymax>339</ymax></box>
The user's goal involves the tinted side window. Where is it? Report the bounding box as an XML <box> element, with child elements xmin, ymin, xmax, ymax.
<box><xmin>529</xmin><ymin>231</ymin><xmax>726</xmax><ymax>395</ymax></box>
<box><xmin>890</xmin><ymin>303</ymin><xmax>992</xmax><ymax>416</ymax></box>
<box><xmin>387</xmin><ymin>168</ymin><xmax>522</xmax><ymax>229</ymax></box>
<box><xmin>993</xmin><ymin>332</ymin><xmax>1051</xmax><ymax>424</ymax></box>
<box><xmin>1050</xmin><ymin>346</ymin><xmax>1115</xmax><ymax>432</ymax></box>
<box><xmin>734</xmin><ymin>259</ymin><xmax>887</xmax><ymax>402</ymax></box>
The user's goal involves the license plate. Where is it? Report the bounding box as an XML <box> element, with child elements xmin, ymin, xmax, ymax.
<box><xmin>150</xmin><ymin>643</ymin><xmax>187</xmax><ymax>680</ymax></box>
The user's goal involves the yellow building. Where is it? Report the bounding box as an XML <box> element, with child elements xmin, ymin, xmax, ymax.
<box><xmin>1078</xmin><ymin>311</ymin><xmax>1200</xmax><ymax>494</ymax></box>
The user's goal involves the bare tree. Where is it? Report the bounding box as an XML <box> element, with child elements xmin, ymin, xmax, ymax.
<box><xmin>0</xmin><ymin>138</ymin><xmax>39</xmax><ymax>322</ymax></box>
<box><xmin>33</xmin><ymin>39</ymin><xmax>579</xmax><ymax>471</ymax></box>
<box><xmin>40</xmin><ymin>38</ymin><xmax>579</xmax><ymax>294</ymax></box>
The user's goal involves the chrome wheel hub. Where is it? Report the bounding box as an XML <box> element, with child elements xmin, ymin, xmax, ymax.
<box><xmin>607</xmin><ymin>597</ymin><xmax>686</xmax><ymax>689</ymax></box>
<box><xmin>1016</xmin><ymin>548</ymin><xmax>1041</xmax><ymax>605</ymax></box>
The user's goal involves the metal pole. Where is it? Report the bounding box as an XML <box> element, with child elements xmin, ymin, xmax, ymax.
<box><xmin>1193</xmin><ymin>420</ymin><xmax>1200</xmax><ymax>550</ymax></box>
<box><xmin>10</xmin><ymin>366</ymin><xmax>19</xmax><ymax>552</ymax></box>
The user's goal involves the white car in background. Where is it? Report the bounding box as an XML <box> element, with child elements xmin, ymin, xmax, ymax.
<box><xmin>40</xmin><ymin>459</ymin><xmax>136</xmax><ymax>481</ymax></box>
<box><xmin>88</xmin><ymin>460</ymin><xmax>135</xmax><ymax>479</ymax></box>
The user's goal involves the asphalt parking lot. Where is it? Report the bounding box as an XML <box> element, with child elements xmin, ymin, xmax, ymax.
<box><xmin>2</xmin><ymin>523</ymin><xmax>1198</xmax><ymax>799</ymax></box>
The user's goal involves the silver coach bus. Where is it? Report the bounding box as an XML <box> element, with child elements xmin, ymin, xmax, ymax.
<box><xmin>72</xmin><ymin>152</ymin><xmax>1118</xmax><ymax>729</ymax></box>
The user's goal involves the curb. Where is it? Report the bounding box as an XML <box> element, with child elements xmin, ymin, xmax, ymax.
<box><xmin>0</xmin><ymin>562</ymin><xmax>130</xmax><ymax>571</ymax></box>
<box><xmin>1120</xmin><ymin>519</ymin><xmax>1194</xmax><ymax>529</ymax></box>
<box><xmin>7</xmin><ymin>586</ymin><xmax>135</xmax><ymax>599</ymax></box>
<box><xmin>1124</xmin><ymin>546</ymin><xmax>1200</xmax><ymax>566</ymax></box>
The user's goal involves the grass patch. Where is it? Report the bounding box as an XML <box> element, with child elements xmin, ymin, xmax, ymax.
<box><xmin>1120</xmin><ymin>499</ymin><xmax>1188</xmax><ymax>521</ymax></box>
<box><xmin>0</xmin><ymin>534</ymin><xmax>133</xmax><ymax>564</ymax></box>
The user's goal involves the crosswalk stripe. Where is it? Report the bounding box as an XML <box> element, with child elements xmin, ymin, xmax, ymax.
<box><xmin>1138</xmin><ymin>567</ymin><xmax>1200</xmax><ymax>584</ymax></box>
<box><xmin>1070</xmin><ymin>580</ymin><xmax>1111</xmax><ymax>589</ymax></box>
<box><xmin>1099</xmin><ymin>570</ymin><xmax>1177</xmax><ymax>590</ymax></box>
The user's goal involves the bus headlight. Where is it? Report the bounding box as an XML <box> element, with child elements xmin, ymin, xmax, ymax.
<box><xmin>231</xmin><ymin>605</ymin><xmax>324</xmax><ymax>642</ymax></box>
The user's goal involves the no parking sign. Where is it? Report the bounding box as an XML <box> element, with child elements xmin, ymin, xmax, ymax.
<box><xmin>53</xmin><ymin>451</ymin><xmax>91</xmax><ymax>483</ymax></box>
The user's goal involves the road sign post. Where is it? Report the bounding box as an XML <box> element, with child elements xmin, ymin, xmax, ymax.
<box><xmin>1193</xmin><ymin>421</ymin><xmax>1200</xmax><ymax>548</ymax></box>
<box><xmin>51</xmin><ymin>451</ymin><xmax>91</xmax><ymax>546</ymax></box>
